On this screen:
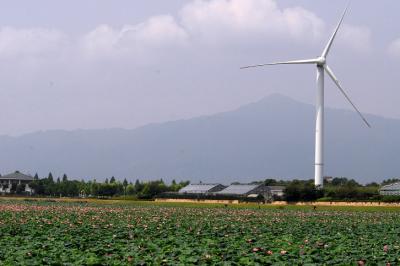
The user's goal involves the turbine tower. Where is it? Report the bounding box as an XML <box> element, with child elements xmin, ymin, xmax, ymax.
<box><xmin>241</xmin><ymin>3</ymin><xmax>370</xmax><ymax>188</ymax></box>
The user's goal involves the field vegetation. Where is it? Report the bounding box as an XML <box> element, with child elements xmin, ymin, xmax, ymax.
<box><xmin>0</xmin><ymin>199</ymin><xmax>399</xmax><ymax>265</ymax></box>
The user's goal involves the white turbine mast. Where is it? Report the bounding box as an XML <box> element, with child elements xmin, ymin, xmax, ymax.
<box><xmin>241</xmin><ymin>2</ymin><xmax>370</xmax><ymax>188</ymax></box>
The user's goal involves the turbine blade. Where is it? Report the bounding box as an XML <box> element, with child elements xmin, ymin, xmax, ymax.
<box><xmin>240</xmin><ymin>58</ymin><xmax>318</xmax><ymax>69</ymax></box>
<box><xmin>321</xmin><ymin>1</ymin><xmax>350</xmax><ymax>58</ymax></box>
<box><xmin>324</xmin><ymin>65</ymin><xmax>371</xmax><ymax>128</ymax></box>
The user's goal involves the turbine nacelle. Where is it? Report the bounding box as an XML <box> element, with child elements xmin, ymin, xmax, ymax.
<box><xmin>316</xmin><ymin>57</ymin><xmax>326</xmax><ymax>66</ymax></box>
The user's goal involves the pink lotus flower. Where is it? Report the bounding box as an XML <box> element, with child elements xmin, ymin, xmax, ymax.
<box><xmin>384</xmin><ymin>245</ymin><xmax>389</xmax><ymax>252</ymax></box>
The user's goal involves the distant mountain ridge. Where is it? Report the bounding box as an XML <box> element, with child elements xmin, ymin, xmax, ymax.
<box><xmin>0</xmin><ymin>94</ymin><xmax>398</xmax><ymax>184</ymax></box>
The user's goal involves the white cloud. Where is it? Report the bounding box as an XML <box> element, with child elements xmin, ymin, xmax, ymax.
<box><xmin>388</xmin><ymin>38</ymin><xmax>400</xmax><ymax>57</ymax></box>
<box><xmin>81</xmin><ymin>15</ymin><xmax>187</xmax><ymax>59</ymax></box>
<box><xmin>81</xmin><ymin>25</ymin><xmax>118</xmax><ymax>58</ymax></box>
<box><xmin>81</xmin><ymin>0</ymin><xmax>326</xmax><ymax>59</ymax></box>
<box><xmin>0</xmin><ymin>27</ymin><xmax>67</xmax><ymax>58</ymax></box>
<box><xmin>121</xmin><ymin>15</ymin><xmax>188</xmax><ymax>46</ymax></box>
<box><xmin>0</xmin><ymin>0</ymin><xmax>372</xmax><ymax>63</ymax></box>
<box><xmin>335</xmin><ymin>24</ymin><xmax>372</xmax><ymax>53</ymax></box>
<box><xmin>180</xmin><ymin>0</ymin><xmax>324</xmax><ymax>42</ymax></box>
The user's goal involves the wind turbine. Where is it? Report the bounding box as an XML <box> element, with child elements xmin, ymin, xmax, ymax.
<box><xmin>241</xmin><ymin>3</ymin><xmax>370</xmax><ymax>188</ymax></box>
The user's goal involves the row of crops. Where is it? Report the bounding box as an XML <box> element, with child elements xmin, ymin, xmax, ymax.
<box><xmin>0</xmin><ymin>200</ymin><xmax>399</xmax><ymax>265</ymax></box>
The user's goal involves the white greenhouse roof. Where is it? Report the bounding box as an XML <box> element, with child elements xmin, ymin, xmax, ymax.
<box><xmin>179</xmin><ymin>184</ymin><xmax>222</xmax><ymax>194</ymax></box>
<box><xmin>216</xmin><ymin>184</ymin><xmax>260</xmax><ymax>195</ymax></box>
<box><xmin>380</xmin><ymin>182</ymin><xmax>400</xmax><ymax>191</ymax></box>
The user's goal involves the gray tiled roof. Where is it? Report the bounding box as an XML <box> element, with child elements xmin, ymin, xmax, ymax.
<box><xmin>0</xmin><ymin>172</ymin><xmax>34</xmax><ymax>181</ymax></box>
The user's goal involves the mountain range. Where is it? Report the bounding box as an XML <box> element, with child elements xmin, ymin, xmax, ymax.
<box><xmin>0</xmin><ymin>94</ymin><xmax>398</xmax><ymax>184</ymax></box>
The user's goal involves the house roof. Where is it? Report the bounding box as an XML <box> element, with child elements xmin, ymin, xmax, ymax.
<box><xmin>179</xmin><ymin>184</ymin><xmax>222</xmax><ymax>194</ymax></box>
<box><xmin>0</xmin><ymin>172</ymin><xmax>34</xmax><ymax>181</ymax></box>
<box><xmin>216</xmin><ymin>184</ymin><xmax>261</xmax><ymax>195</ymax></box>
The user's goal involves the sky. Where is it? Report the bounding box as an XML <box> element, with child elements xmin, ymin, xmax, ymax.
<box><xmin>0</xmin><ymin>0</ymin><xmax>398</xmax><ymax>136</ymax></box>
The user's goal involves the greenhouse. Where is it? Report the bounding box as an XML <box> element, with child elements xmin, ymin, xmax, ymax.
<box><xmin>379</xmin><ymin>182</ymin><xmax>400</xmax><ymax>196</ymax></box>
<box><xmin>216</xmin><ymin>184</ymin><xmax>269</xmax><ymax>198</ymax></box>
<box><xmin>178</xmin><ymin>183</ymin><xmax>226</xmax><ymax>194</ymax></box>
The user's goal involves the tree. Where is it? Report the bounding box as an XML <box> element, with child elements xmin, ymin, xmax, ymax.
<box><xmin>110</xmin><ymin>176</ymin><xmax>116</xmax><ymax>183</ymax></box>
<box><xmin>284</xmin><ymin>182</ymin><xmax>301</xmax><ymax>202</ymax></box>
<box><xmin>134</xmin><ymin>179</ymin><xmax>142</xmax><ymax>194</ymax></box>
<box><xmin>62</xmin><ymin>174</ymin><xmax>68</xmax><ymax>182</ymax></box>
<box><xmin>330</xmin><ymin>177</ymin><xmax>360</xmax><ymax>187</ymax></box>
<box><xmin>90</xmin><ymin>180</ymin><xmax>99</xmax><ymax>196</ymax></box>
<box><xmin>170</xmin><ymin>179</ymin><xmax>178</xmax><ymax>191</ymax></box>
<box><xmin>16</xmin><ymin>183</ymin><xmax>26</xmax><ymax>194</ymax></box>
<box><xmin>48</xmin><ymin>173</ymin><xmax>54</xmax><ymax>183</ymax></box>
<box><xmin>382</xmin><ymin>178</ymin><xmax>400</xmax><ymax>186</ymax></box>
<box><xmin>138</xmin><ymin>180</ymin><xmax>168</xmax><ymax>199</ymax></box>
<box><xmin>30</xmin><ymin>179</ymin><xmax>45</xmax><ymax>195</ymax></box>
<box><xmin>264</xmin><ymin>179</ymin><xmax>278</xmax><ymax>186</ymax></box>
<box><xmin>123</xmin><ymin>178</ymin><xmax>128</xmax><ymax>197</ymax></box>
<box><xmin>284</xmin><ymin>180</ymin><xmax>323</xmax><ymax>202</ymax></box>
<box><xmin>126</xmin><ymin>184</ymin><xmax>135</xmax><ymax>195</ymax></box>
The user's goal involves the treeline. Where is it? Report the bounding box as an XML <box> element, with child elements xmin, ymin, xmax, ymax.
<box><xmin>29</xmin><ymin>173</ymin><xmax>189</xmax><ymax>199</ymax></box>
<box><xmin>267</xmin><ymin>177</ymin><xmax>387</xmax><ymax>202</ymax></box>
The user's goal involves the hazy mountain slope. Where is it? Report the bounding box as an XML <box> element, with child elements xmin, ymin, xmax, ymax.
<box><xmin>0</xmin><ymin>94</ymin><xmax>398</xmax><ymax>183</ymax></box>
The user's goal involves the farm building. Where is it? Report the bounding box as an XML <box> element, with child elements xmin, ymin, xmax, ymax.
<box><xmin>160</xmin><ymin>183</ymin><xmax>285</xmax><ymax>203</ymax></box>
<box><xmin>379</xmin><ymin>182</ymin><xmax>400</xmax><ymax>196</ymax></box>
<box><xmin>179</xmin><ymin>183</ymin><xmax>226</xmax><ymax>194</ymax></box>
<box><xmin>0</xmin><ymin>171</ymin><xmax>34</xmax><ymax>194</ymax></box>
<box><xmin>216</xmin><ymin>184</ymin><xmax>271</xmax><ymax>199</ymax></box>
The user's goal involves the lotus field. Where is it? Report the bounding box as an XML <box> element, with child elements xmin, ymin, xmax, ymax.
<box><xmin>0</xmin><ymin>200</ymin><xmax>399</xmax><ymax>265</ymax></box>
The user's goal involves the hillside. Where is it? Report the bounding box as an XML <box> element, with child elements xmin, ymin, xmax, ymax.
<box><xmin>0</xmin><ymin>94</ymin><xmax>398</xmax><ymax>183</ymax></box>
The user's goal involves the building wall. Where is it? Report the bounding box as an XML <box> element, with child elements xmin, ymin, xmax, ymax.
<box><xmin>248</xmin><ymin>185</ymin><xmax>271</xmax><ymax>200</ymax></box>
<box><xmin>0</xmin><ymin>180</ymin><xmax>34</xmax><ymax>194</ymax></box>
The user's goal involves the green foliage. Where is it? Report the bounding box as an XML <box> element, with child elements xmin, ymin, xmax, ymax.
<box><xmin>29</xmin><ymin>175</ymin><xmax>188</xmax><ymax>199</ymax></box>
<box><xmin>381</xmin><ymin>195</ymin><xmax>400</xmax><ymax>202</ymax></box>
<box><xmin>382</xmin><ymin>178</ymin><xmax>400</xmax><ymax>186</ymax></box>
<box><xmin>323</xmin><ymin>178</ymin><xmax>380</xmax><ymax>201</ymax></box>
<box><xmin>0</xmin><ymin>200</ymin><xmax>400</xmax><ymax>264</ymax></box>
<box><xmin>284</xmin><ymin>180</ymin><xmax>323</xmax><ymax>202</ymax></box>
<box><xmin>271</xmin><ymin>177</ymin><xmax>383</xmax><ymax>202</ymax></box>
<box><xmin>264</xmin><ymin>179</ymin><xmax>290</xmax><ymax>186</ymax></box>
<box><xmin>15</xmin><ymin>184</ymin><xmax>26</xmax><ymax>194</ymax></box>
<box><xmin>47</xmin><ymin>172</ymin><xmax>54</xmax><ymax>183</ymax></box>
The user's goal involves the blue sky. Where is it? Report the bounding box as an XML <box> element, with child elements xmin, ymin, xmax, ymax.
<box><xmin>0</xmin><ymin>0</ymin><xmax>398</xmax><ymax>135</ymax></box>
